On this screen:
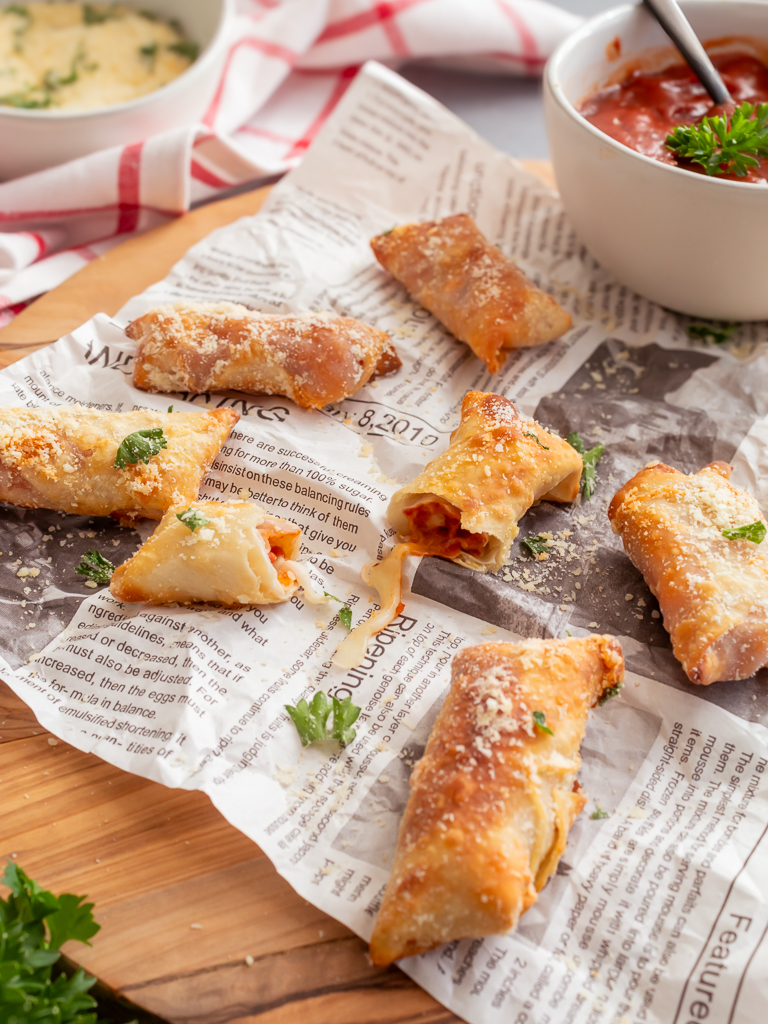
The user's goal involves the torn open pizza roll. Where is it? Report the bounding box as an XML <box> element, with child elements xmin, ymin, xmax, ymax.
<box><xmin>110</xmin><ymin>500</ymin><xmax>322</xmax><ymax>607</ymax></box>
<box><xmin>369</xmin><ymin>635</ymin><xmax>624</xmax><ymax>967</ymax></box>
<box><xmin>127</xmin><ymin>302</ymin><xmax>401</xmax><ymax>409</ymax></box>
<box><xmin>371</xmin><ymin>214</ymin><xmax>572</xmax><ymax>373</ymax></box>
<box><xmin>334</xmin><ymin>392</ymin><xmax>583</xmax><ymax>669</ymax></box>
<box><xmin>609</xmin><ymin>461</ymin><xmax>768</xmax><ymax>685</ymax></box>
<box><xmin>389</xmin><ymin>391</ymin><xmax>583</xmax><ymax>572</ymax></box>
<box><xmin>0</xmin><ymin>405</ymin><xmax>238</xmax><ymax>522</ymax></box>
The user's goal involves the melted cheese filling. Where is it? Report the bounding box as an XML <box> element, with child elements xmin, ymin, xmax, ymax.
<box><xmin>0</xmin><ymin>3</ymin><xmax>196</xmax><ymax>111</ymax></box>
<box><xmin>333</xmin><ymin>542</ymin><xmax>422</xmax><ymax>669</ymax></box>
<box><xmin>402</xmin><ymin>498</ymin><xmax>488</xmax><ymax>558</ymax></box>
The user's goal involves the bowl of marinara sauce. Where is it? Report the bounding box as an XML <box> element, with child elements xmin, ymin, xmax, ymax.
<box><xmin>544</xmin><ymin>2</ymin><xmax>768</xmax><ymax>320</ymax></box>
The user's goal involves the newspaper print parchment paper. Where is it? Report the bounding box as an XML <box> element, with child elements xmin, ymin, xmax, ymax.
<box><xmin>3</xmin><ymin>62</ymin><xmax>768</xmax><ymax>1024</ymax></box>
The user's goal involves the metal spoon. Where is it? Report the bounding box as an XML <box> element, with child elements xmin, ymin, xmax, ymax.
<box><xmin>643</xmin><ymin>0</ymin><xmax>733</xmax><ymax>105</ymax></box>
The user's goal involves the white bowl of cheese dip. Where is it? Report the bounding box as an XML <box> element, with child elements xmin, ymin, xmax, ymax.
<box><xmin>0</xmin><ymin>0</ymin><xmax>233</xmax><ymax>181</ymax></box>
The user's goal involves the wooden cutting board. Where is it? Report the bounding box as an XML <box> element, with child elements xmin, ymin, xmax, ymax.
<box><xmin>0</xmin><ymin>160</ymin><xmax>556</xmax><ymax>1024</ymax></box>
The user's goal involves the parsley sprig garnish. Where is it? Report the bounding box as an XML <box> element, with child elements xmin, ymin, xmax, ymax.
<box><xmin>114</xmin><ymin>427</ymin><xmax>167</xmax><ymax>468</ymax></box>
<box><xmin>0</xmin><ymin>863</ymin><xmax>104</xmax><ymax>1022</ymax></box>
<box><xmin>666</xmin><ymin>102</ymin><xmax>768</xmax><ymax>177</ymax></box>
<box><xmin>324</xmin><ymin>592</ymin><xmax>353</xmax><ymax>630</ymax></box>
<box><xmin>566</xmin><ymin>430</ymin><xmax>605</xmax><ymax>501</ymax></box>
<box><xmin>591</xmin><ymin>808</ymin><xmax>610</xmax><ymax>820</ymax></box>
<box><xmin>286</xmin><ymin>691</ymin><xmax>361</xmax><ymax>747</ymax></box>
<box><xmin>722</xmin><ymin>521</ymin><xmax>766</xmax><ymax>544</ymax></box>
<box><xmin>76</xmin><ymin>549</ymin><xmax>115</xmax><ymax>584</ymax></box>
<box><xmin>176</xmin><ymin>507</ymin><xmax>211</xmax><ymax>532</ymax></box>
<box><xmin>533</xmin><ymin>710</ymin><xmax>553</xmax><ymax>736</ymax></box>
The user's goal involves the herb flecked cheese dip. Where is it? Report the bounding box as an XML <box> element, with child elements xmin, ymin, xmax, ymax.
<box><xmin>0</xmin><ymin>2</ymin><xmax>198</xmax><ymax>110</ymax></box>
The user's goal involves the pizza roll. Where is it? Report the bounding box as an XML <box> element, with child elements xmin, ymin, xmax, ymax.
<box><xmin>110</xmin><ymin>500</ymin><xmax>321</xmax><ymax>607</ymax></box>
<box><xmin>370</xmin><ymin>214</ymin><xmax>572</xmax><ymax>373</ymax></box>
<box><xmin>0</xmin><ymin>405</ymin><xmax>238</xmax><ymax>523</ymax></box>
<box><xmin>388</xmin><ymin>391</ymin><xmax>583</xmax><ymax>571</ymax></box>
<box><xmin>127</xmin><ymin>302</ymin><xmax>401</xmax><ymax>409</ymax></box>
<box><xmin>369</xmin><ymin>635</ymin><xmax>624</xmax><ymax>967</ymax></box>
<box><xmin>609</xmin><ymin>461</ymin><xmax>768</xmax><ymax>685</ymax></box>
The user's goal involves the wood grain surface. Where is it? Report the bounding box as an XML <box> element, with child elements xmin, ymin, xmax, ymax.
<box><xmin>0</xmin><ymin>160</ymin><xmax>555</xmax><ymax>1024</ymax></box>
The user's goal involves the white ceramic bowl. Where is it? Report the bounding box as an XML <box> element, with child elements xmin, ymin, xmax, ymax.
<box><xmin>544</xmin><ymin>1</ymin><xmax>768</xmax><ymax>320</ymax></box>
<box><xmin>0</xmin><ymin>0</ymin><xmax>234</xmax><ymax>181</ymax></box>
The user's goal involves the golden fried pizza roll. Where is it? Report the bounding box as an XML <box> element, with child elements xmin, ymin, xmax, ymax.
<box><xmin>371</xmin><ymin>214</ymin><xmax>571</xmax><ymax>373</ymax></box>
<box><xmin>388</xmin><ymin>391</ymin><xmax>583</xmax><ymax>571</ymax></box>
<box><xmin>609</xmin><ymin>461</ymin><xmax>768</xmax><ymax>685</ymax></box>
<box><xmin>369</xmin><ymin>635</ymin><xmax>624</xmax><ymax>967</ymax></box>
<box><xmin>0</xmin><ymin>405</ymin><xmax>238</xmax><ymax>523</ymax></box>
<box><xmin>110</xmin><ymin>500</ymin><xmax>322</xmax><ymax>607</ymax></box>
<box><xmin>127</xmin><ymin>302</ymin><xmax>401</xmax><ymax>409</ymax></box>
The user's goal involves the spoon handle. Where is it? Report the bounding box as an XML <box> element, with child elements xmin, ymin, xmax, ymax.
<box><xmin>643</xmin><ymin>0</ymin><xmax>733</xmax><ymax>105</ymax></box>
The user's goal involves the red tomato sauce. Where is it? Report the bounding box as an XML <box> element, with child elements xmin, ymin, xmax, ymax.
<box><xmin>579</xmin><ymin>52</ymin><xmax>768</xmax><ymax>182</ymax></box>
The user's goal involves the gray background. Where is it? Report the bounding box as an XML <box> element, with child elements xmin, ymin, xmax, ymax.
<box><xmin>401</xmin><ymin>0</ymin><xmax>615</xmax><ymax>158</ymax></box>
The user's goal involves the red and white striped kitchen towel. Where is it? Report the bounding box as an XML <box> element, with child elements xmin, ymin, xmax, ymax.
<box><xmin>0</xmin><ymin>0</ymin><xmax>580</xmax><ymax>328</ymax></box>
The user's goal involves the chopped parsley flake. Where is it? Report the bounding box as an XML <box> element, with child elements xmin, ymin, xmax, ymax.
<box><xmin>566</xmin><ymin>430</ymin><xmax>605</xmax><ymax>501</ymax></box>
<box><xmin>533</xmin><ymin>710</ymin><xmax>553</xmax><ymax>736</ymax></box>
<box><xmin>523</xmin><ymin>429</ymin><xmax>549</xmax><ymax>450</ymax></box>
<box><xmin>168</xmin><ymin>39</ymin><xmax>199</xmax><ymax>61</ymax></box>
<box><xmin>176</xmin><ymin>507</ymin><xmax>211</xmax><ymax>532</ymax></box>
<box><xmin>76</xmin><ymin>549</ymin><xmax>115</xmax><ymax>584</ymax></box>
<box><xmin>324</xmin><ymin>591</ymin><xmax>353</xmax><ymax>630</ymax></box>
<box><xmin>521</xmin><ymin>534</ymin><xmax>550</xmax><ymax>557</ymax></box>
<box><xmin>722</xmin><ymin>520</ymin><xmax>766</xmax><ymax>544</ymax></box>
<box><xmin>114</xmin><ymin>427</ymin><xmax>167</xmax><ymax>469</ymax></box>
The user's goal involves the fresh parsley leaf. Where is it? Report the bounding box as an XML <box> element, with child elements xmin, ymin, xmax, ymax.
<box><xmin>0</xmin><ymin>864</ymin><xmax>102</xmax><ymax>1023</ymax></box>
<box><xmin>331</xmin><ymin>695</ymin><xmax>360</xmax><ymax>746</ymax></box>
<box><xmin>533</xmin><ymin>710</ymin><xmax>553</xmax><ymax>736</ymax></box>
<box><xmin>523</xmin><ymin>429</ymin><xmax>549</xmax><ymax>450</ymax></box>
<box><xmin>688</xmin><ymin>322</ymin><xmax>737</xmax><ymax>345</ymax></box>
<box><xmin>114</xmin><ymin>427</ymin><xmax>168</xmax><ymax>468</ymax></box>
<box><xmin>590</xmin><ymin>808</ymin><xmax>610</xmax><ymax>820</ymax></box>
<box><xmin>599</xmin><ymin>683</ymin><xmax>623</xmax><ymax>705</ymax></box>
<box><xmin>566</xmin><ymin>430</ymin><xmax>605</xmax><ymax>501</ymax></box>
<box><xmin>4</xmin><ymin>4</ymin><xmax>29</xmax><ymax>16</ymax></box>
<box><xmin>76</xmin><ymin>549</ymin><xmax>115</xmax><ymax>584</ymax></box>
<box><xmin>521</xmin><ymin>533</ymin><xmax>550</xmax><ymax>557</ymax></box>
<box><xmin>176</xmin><ymin>507</ymin><xmax>211</xmax><ymax>532</ymax></box>
<box><xmin>0</xmin><ymin>89</ymin><xmax>51</xmax><ymax>108</ymax></box>
<box><xmin>83</xmin><ymin>3</ymin><xmax>118</xmax><ymax>24</ymax></box>
<box><xmin>324</xmin><ymin>591</ymin><xmax>353</xmax><ymax>631</ymax></box>
<box><xmin>167</xmin><ymin>404</ymin><xmax>174</xmax><ymax>413</ymax></box>
<box><xmin>666</xmin><ymin>101</ymin><xmax>768</xmax><ymax>177</ymax></box>
<box><xmin>285</xmin><ymin>692</ymin><xmax>332</xmax><ymax>746</ymax></box>
<box><xmin>286</xmin><ymin>691</ymin><xmax>361</xmax><ymax>747</ymax></box>
<box><xmin>168</xmin><ymin>39</ymin><xmax>199</xmax><ymax>61</ymax></box>
<box><xmin>380</xmin><ymin>226</ymin><xmax>396</xmax><ymax>235</ymax></box>
<box><xmin>138</xmin><ymin>7</ymin><xmax>159</xmax><ymax>19</ymax></box>
<box><xmin>722</xmin><ymin>520</ymin><xmax>766</xmax><ymax>544</ymax></box>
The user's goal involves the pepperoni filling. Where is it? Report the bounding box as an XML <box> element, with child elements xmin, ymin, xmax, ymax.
<box><xmin>403</xmin><ymin>499</ymin><xmax>488</xmax><ymax>558</ymax></box>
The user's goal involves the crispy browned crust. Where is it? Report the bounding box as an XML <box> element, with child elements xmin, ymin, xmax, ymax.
<box><xmin>388</xmin><ymin>391</ymin><xmax>583</xmax><ymax>570</ymax></box>
<box><xmin>0</xmin><ymin>405</ymin><xmax>238</xmax><ymax>520</ymax></box>
<box><xmin>371</xmin><ymin>214</ymin><xmax>572</xmax><ymax>372</ymax></box>
<box><xmin>128</xmin><ymin>302</ymin><xmax>399</xmax><ymax>409</ymax></box>
<box><xmin>368</xmin><ymin>635</ymin><xmax>625</xmax><ymax>967</ymax></box>
<box><xmin>609</xmin><ymin>461</ymin><xmax>768</xmax><ymax>684</ymax></box>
